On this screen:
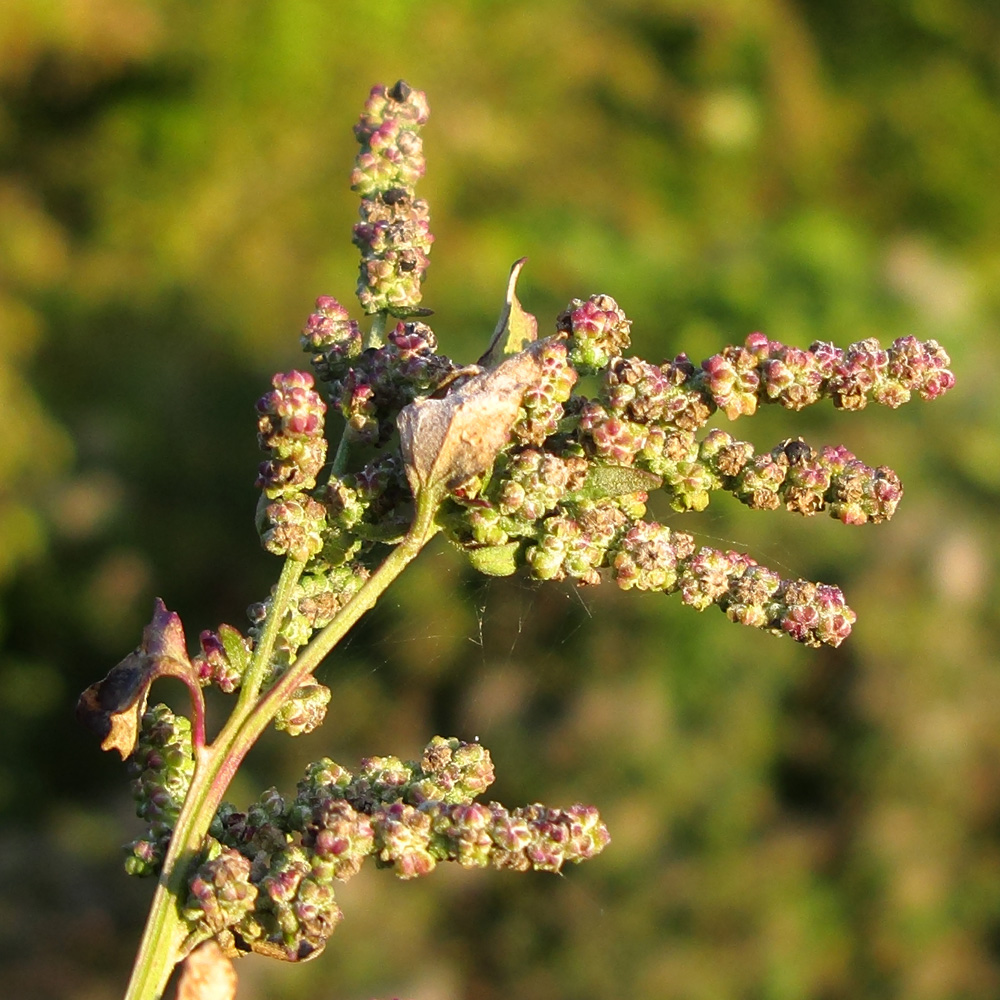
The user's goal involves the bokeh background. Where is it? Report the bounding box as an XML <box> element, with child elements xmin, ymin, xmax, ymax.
<box><xmin>1</xmin><ymin>1</ymin><xmax>996</xmax><ymax>998</ymax></box>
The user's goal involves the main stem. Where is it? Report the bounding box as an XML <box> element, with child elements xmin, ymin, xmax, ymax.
<box><xmin>123</xmin><ymin>492</ymin><xmax>441</xmax><ymax>1000</ymax></box>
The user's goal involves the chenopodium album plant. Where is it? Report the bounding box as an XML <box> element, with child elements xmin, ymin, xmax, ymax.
<box><xmin>78</xmin><ymin>81</ymin><xmax>955</xmax><ymax>1000</ymax></box>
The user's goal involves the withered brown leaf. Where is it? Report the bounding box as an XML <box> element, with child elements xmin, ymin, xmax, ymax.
<box><xmin>76</xmin><ymin>598</ymin><xmax>197</xmax><ymax>759</ymax></box>
<box><xmin>397</xmin><ymin>338</ymin><xmax>551</xmax><ymax>496</ymax></box>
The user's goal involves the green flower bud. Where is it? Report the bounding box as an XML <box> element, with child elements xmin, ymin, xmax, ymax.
<box><xmin>488</xmin><ymin>802</ymin><xmax>610</xmax><ymax>872</ymax></box>
<box><xmin>303</xmin><ymin>798</ymin><xmax>374</xmax><ymax>881</ymax></box>
<box><xmin>427</xmin><ymin>801</ymin><xmax>494</xmax><ymax>868</ymax></box>
<box><xmin>273</xmin><ymin>680</ymin><xmax>331</xmax><ymax>737</ymax></box>
<box><xmin>557</xmin><ymin>294</ymin><xmax>632</xmax><ymax>373</ymax></box>
<box><xmin>259</xmin><ymin>495</ymin><xmax>327</xmax><ymax>562</ymax></box>
<box><xmin>347</xmin><ymin>755</ymin><xmax>414</xmax><ymax>811</ymax></box>
<box><xmin>250</xmin><ymin>845</ymin><xmax>343</xmax><ymax>961</ymax></box>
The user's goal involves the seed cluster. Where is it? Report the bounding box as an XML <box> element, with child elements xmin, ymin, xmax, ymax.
<box><xmin>177</xmin><ymin>736</ymin><xmax>608</xmax><ymax>962</ymax></box>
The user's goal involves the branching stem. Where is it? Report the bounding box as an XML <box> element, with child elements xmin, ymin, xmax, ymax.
<box><xmin>122</xmin><ymin>490</ymin><xmax>441</xmax><ymax>1000</ymax></box>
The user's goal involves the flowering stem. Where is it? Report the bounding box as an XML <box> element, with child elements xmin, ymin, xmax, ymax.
<box><xmin>252</xmin><ymin>487</ymin><xmax>441</xmax><ymax>720</ymax></box>
<box><xmin>122</xmin><ymin>491</ymin><xmax>441</xmax><ymax>1000</ymax></box>
<box><xmin>238</xmin><ymin>555</ymin><xmax>305</xmax><ymax>708</ymax></box>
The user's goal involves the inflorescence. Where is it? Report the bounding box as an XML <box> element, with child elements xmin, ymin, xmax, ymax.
<box><xmin>130</xmin><ymin>721</ymin><xmax>608</xmax><ymax>963</ymax></box>
<box><xmin>80</xmin><ymin>80</ymin><xmax>954</xmax><ymax>981</ymax></box>
<box><xmin>262</xmin><ymin>82</ymin><xmax>954</xmax><ymax>655</ymax></box>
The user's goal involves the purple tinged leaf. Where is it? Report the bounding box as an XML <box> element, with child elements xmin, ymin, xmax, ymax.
<box><xmin>76</xmin><ymin>598</ymin><xmax>199</xmax><ymax>759</ymax></box>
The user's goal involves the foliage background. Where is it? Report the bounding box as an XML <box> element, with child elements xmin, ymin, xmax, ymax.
<box><xmin>0</xmin><ymin>1</ymin><xmax>996</xmax><ymax>998</ymax></box>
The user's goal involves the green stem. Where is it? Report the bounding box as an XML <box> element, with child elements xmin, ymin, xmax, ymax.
<box><xmin>330</xmin><ymin>434</ymin><xmax>351</xmax><ymax>479</ymax></box>
<box><xmin>249</xmin><ymin>491</ymin><xmax>440</xmax><ymax>728</ymax></box>
<box><xmin>238</xmin><ymin>556</ymin><xmax>305</xmax><ymax>708</ymax></box>
<box><xmin>122</xmin><ymin>492</ymin><xmax>441</xmax><ymax>1000</ymax></box>
<box><xmin>365</xmin><ymin>310</ymin><xmax>388</xmax><ymax>349</ymax></box>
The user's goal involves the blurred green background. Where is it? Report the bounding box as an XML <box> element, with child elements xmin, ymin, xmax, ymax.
<box><xmin>1</xmin><ymin>1</ymin><xmax>996</xmax><ymax>998</ymax></box>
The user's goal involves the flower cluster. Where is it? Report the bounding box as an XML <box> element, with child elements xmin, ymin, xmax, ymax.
<box><xmin>125</xmin><ymin>705</ymin><xmax>195</xmax><ymax>876</ymax></box>
<box><xmin>558</xmin><ymin>293</ymin><xmax>633</xmax><ymax>373</ymax></box>
<box><xmin>255</xmin><ymin>371</ymin><xmax>327</xmax><ymax>499</ymax></box>
<box><xmin>512</xmin><ymin>338</ymin><xmax>579</xmax><ymax>446</ymax></box>
<box><xmin>331</xmin><ymin>320</ymin><xmax>458</xmax><ymax>447</ymax></box>
<box><xmin>300</xmin><ymin>296</ymin><xmax>362</xmax><ymax>384</ymax></box>
<box><xmin>235</xmin><ymin>88</ymin><xmax>954</xmax><ymax>785</ymax></box>
<box><xmin>611</xmin><ymin>521</ymin><xmax>855</xmax><ymax>646</ymax></box>
<box><xmin>192</xmin><ymin>625</ymin><xmax>251</xmax><ymax>693</ymax></box>
<box><xmin>268</xmin><ymin>277</ymin><xmax>952</xmax><ymax>649</ymax></box>
<box><xmin>177</xmin><ymin>737</ymin><xmax>608</xmax><ymax>962</ymax></box>
<box><xmin>420</xmin><ymin>296</ymin><xmax>949</xmax><ymax>643</ymax></box>
<box><xmin>691</xmin><ymin>330</ymin><xmax>954</xmax><ymax>421</ymax></box>
<box><xmin>351</xmin><ymin>80</ymin><xmax>433</xmax><ymax>317</ymax></box>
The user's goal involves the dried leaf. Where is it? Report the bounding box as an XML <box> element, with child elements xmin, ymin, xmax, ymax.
<box><xmin>176</xmin><ymin>941</ymin><xmax>237</xmax><ymax>1000</ymax></box>
<box><xmin>398</xmin><ymin>339</ymin><xmax>550</xmax><ymax>496</ymax></box>
<box><xmin>76</xmin><ymin>647</ymin><xmax>151</xmax><ymax>759</ymax></box>
<box><xmin>76</xmin><ymin>598</ymin><xmax>197</xmax><ymax>759</ymax></box>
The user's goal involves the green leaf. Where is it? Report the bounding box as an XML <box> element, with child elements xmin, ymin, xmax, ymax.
<box><xmin>478</xmin><ymin>258</ymin><xmax>538</xmax><ymax>368</ymax></box>
<box><xmin>463</xmin><ymin>541</ymin><xmax>521</xmax><ymax>577</ymax></box>
<box><xmin>570</xmin><ymin>465</ymin><xmax>663</xmax><ymax>502</ymax></box>
<box><xmin>218</xmin><ymin>624</ymin><xmax>250</xmax><ymax>679</ymax></box>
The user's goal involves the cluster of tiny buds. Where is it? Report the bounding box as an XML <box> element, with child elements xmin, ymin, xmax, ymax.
<box><xmin>255</xmin><ymin>371</ymin><xmax>327</xmax><ymax>499</ymax></box>
<box><xmin>558</xmin><ymin>294</ymin><xmax>633</xmax><ymax>373</ymax></box>
<box><xmin>610</xmin><ymin>521</ymin><xmax>856</xmax><ymax>647</ymax></box>
<box><xmin>351</xmin><ymin>80</ymin><xmax>433</xmax><ymax>316</ymax></box>
<box><xmin>439</xmin><ymin>293</ymin><xmax>950</xmax><ymax>644</ymax></box>
<box><xmin>176</xmin><ymin>737</ymin><xmax>608</xmax><ymax>962</ymax></box>
<box><xmin>192</xmin><ymin>625</ymin><xmax>250</xmax><ymax>693</ymax></box>
<box><xmin>125</xmin><ymin>705</ymin><xmax>195</xmax><ymax>876</ymax></box>
<box><xmin>688</xmin><ymin>330</ymin><xmax>953</xmax><ymax>423</ymax></box>
<box><xmin>577</xmin><ymin>420</ymin><xmax>903</xmax><ymax>522</ymax></box>
<box><xmin>351</xmin><ymin>80</ymin><xmax>429</xmax><ymax>197</ymax></box>
<box><xmin>332</xmin><ymin>317</ymin><xmax>457</xmax><ymax>447</ymax></box>
<box><xmin>272</xmin><ymin>679</ymin><xmax>331</xmax><ymax>737</ymax></box>
<box><xmin>692</xmin><ymin>331</ymin><xmax>955</xmax><ymax>419</ymax></box>
<box><xmin>300</xmin><ymin>296</ymin><xmax>362</xmax><ymax>383</ymax></box>
<box><xmin>512</xmin><ymin>339</ymin><xmax>579</xmax><ymax>446</ymax></box>
<box><xmin>259</xmin><ymin>494</ymin><xmax>327</xmax><ymax>562</ymax></box>
<box><xmin>555</xmin><ymin>297</ymin><xmax>954</xmax><ymax>427</ymax></box>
